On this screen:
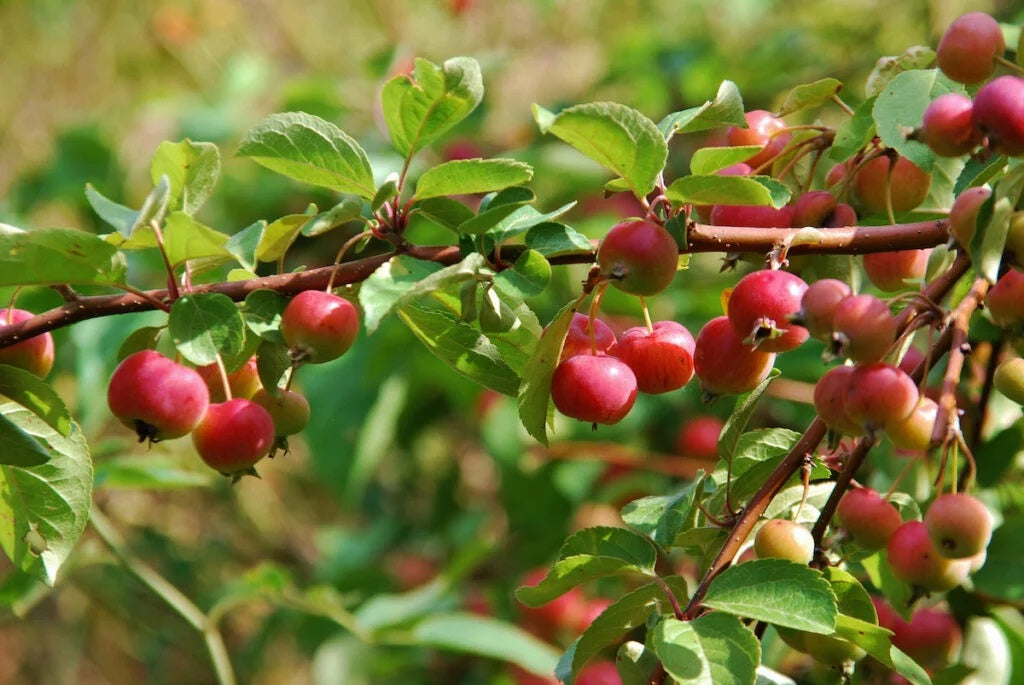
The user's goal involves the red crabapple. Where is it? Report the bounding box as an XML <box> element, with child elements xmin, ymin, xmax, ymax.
<box><xmin>197</xmin><ymin>356</ymin><xmax>261</xmax><ymax>403</ymax></box>
<box><xmin>920</xmin><ymin>93</ymin><xmax>980</xmax><ymax>157</ymax></box>
<box><xmin>836</xmin><ymin>488</ymin><xmax>902</xmax><ymax>551</ymax></box>
<box><xmin>790</xmin><ymin>190</ymin><xmax>838</xmax><ymax>228</ymax></box>
<box><xmin>798</xmin><ymin>278</ymin><xmax>852</xmax><ymax>341</ymax></box>
<box><xmin>863</xmin><ymin>249</ymin><xmax>931</xmax><ymax>292</ymax></box>
<box><xmin>948</xmin><ymin>186</ymin><xmax>991</xmax><ymax>248</ymax></box>
<box><xmin>612</xmin><ymin>320</ymin><xmax>695</xmax><ymax>394</ymax></box>
<box><xmin>108</xmin><ymin>350</ymin><xmax>210</xmax><ymax>442</ymax></box>
<box><xmin>986</xmin><ymin>269</ymin><xmax>1024</xmax><ymax>330</ymax></box>
<box><xmin>281</xmin><ymin>290</ymin><xmax>360</xmax><ymax>364</ymax></box>
<box><xmin>675</xmin><ymin>415</ymin><xmax>724</xmax><ymax>460</ymax></box>
<box><xmin>597</xmin><ymin>220</ymin><xmax>679</xmax><ymax>296</ymax></box>
<box><xmin>892</xmin><ymin>607</ymin><xmax>963</xmax><ymax>672</ymax></box>
<box><xmin>853</xmin><ymin>155</ymin><xmax>931</xmax><ymax>215</ymax></box>
<box><xmin>830</xmin><ymin>294</ymin><xmax>897</xmax><ymax>363</ymax></box>
<box><xmin>924</xmin><ymin>493</ymin><xmax>993</xmax><ymax>559</ymax></box>
<box><xmin>845</xmin><ymin>363</ymin><xmax>919</xmax><ymax>432</ymax></box>
<box><xmin>551</xmin><ymin>354</ymin><xmax>637</xmax><ymax>425</ymax></box>
<box><xmin>727</xmin><ymin>269</ymin><xmax>809</xmax><ymax>352</ymax></box>
<box><xmin>887</xmin><ymin>520</ymin><xmax>972</xmax><ymax>592</ymax></box>
<box><xmin>192</xmin><ymin>398</ymin><xmax>276</xmax><ymax>475</ymax></box>
<box><xmin>726</xmin><ymin>110</ymin><xmax>791</xmax><ymax>169</ymax></box>
<box><xmin>693</xmin><ymin>316</ymin><xmax>776</xmax><ymax>397</ymax></box>
<box><xmin>814</xmin><ymin>365</ymin><xmax>865</xmax><ymax>437</ymax></box>
<box><xmin>887</xmin><ymin>397</ymin><xmax>940</xmax><ymax>452</ymax></box>
<box><xmin>936</xmin><ymin>12</ymin><xmax>1006</xmax><ymax>84</ymax></box>
<box><xmin>972</xmin><ymin>76</ymin><xmax>1024</xmax><ymax>155</ymax></box>
<box><xmin>0</xmin><ymin>308</ymin><xmax>55</xmax><ymax>378</ymax></box>
<box><xmin>559</xmin><ymin>313</ymin><xmax>616</xmax><ymax>362</ymax></box>
<box><xmin>710</xmin><ymin>203</ymin><xmax>794</xmax><ymax>228</ymax></box>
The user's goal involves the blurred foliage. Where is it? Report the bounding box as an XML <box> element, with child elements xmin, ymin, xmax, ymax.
<box><xmin>1</xmin><ymin>1</ymin><xmax>1023</xmax><ymax>684</ymax></box>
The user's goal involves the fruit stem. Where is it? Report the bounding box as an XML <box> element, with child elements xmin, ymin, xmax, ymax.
<box><xmin>640</xmin><ymin>296</ymin><xmax>654</xmax><ymax>333</ymax></box>
<box><xmin>326</xmin><ymin>230</ymin><xmax>373</xmax><ymax>292</ymax></box>
<box><xmin>949</xmin><ymin>440</ymin><xmax>959</xmax><ymax>495</ymax></box>
<box><xmin>884</xmin><ymin>455</ymin><xmax>921</xmax><ymax>500</ymax></box>
<box><xmin>5</xmin><ymin>288</ymin><xmax>21</xmax><ymax>324</ymax></box>
<box><xmin>884</xmin><ymin>159</ymin><xmax>897</xmax><ymax>226</ymax></box>
<box><xmin>587</xmin><ymin>282</ymin><xmax>609</xmax><ymax>355</ymax></box>
<box><xmin>994</xmin><ymin>55</ymin><xmax>1024</xmax><ymax>76</ymax></box>
<box><xmin>149</xmin><ymin>219</ymin><xmax>181</xmax><ymax>302</ymax></box>
<box><xmin>214</xmin><ymin>354</ymin><xmax>233</xmax><ymax>401</ymax></box>
<box><xmin>830</xmin><ymin>94</ymin><xmax>856</xmax><ymax>117</ymax></box>
<box><xmin>90</xmin><ymin>507</ymin><xmax>237</xmax><ymax>685</ymax></box>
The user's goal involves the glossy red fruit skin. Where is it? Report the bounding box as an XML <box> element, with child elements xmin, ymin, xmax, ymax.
<box><xmin>887</xmin><ymin>520</ymin><xmax>972</xmax><ymax>592</ymax></box>
<box><xmin>251</xmin><ymin>388</ymin><xmax>311</xmax><ymax>437</ymax></box>
<box><xmin>853</xmin><ymin>156</ymin><xmax>931</xmax><ymax>215</ymax></box>
<box><xmin>791</xmin><ymin>190</ymin><xmax>838</xmax><ymax>228</ymax></box>
<box><xmin>949</xmin><ymin>186</ymin><xmax>991</xmax><ymax>248</ymax></box>
<box><xmin>824</xmin><ymin>203</ymin><xmax>857</xmax><ymax>228</ymax></box>
<box><xmin>197</xmin><ymin>356</ymin><xmax>261</xmax><ymax>403</ymax></box>
<box><xmin>920</xmin><ymin>93</ymin><xmax>980</xmax><ymax>157</ymax></box>
<box><xmin>925</xmin><ymin>493</ymin><xmax>993</xmax><ymax>559</ymax></box>
<box><xmin>800</xmin><ymin>278</ymin><xmax>852</xmax><ymax>340</ymax></box>
<box><xmin>888</xmin><ymin>397</ymin><xmax>939</xmax><ymax>451</ymax></box>
<box><xmin>845</xmin><ymin>363</ymin><xmax>920</xmax><ymax>432</ymax></box>
<box><xmin>836</xmin><ymin>488</ymin><xmax>902</xmax><ymax>550</ymax></box>
<box><xmin>613</xmin><ymin>321</ymin><xmax>695</xmax><ymax>394</ymax></box>
<box><xmin>753</xmin><ymin>519</ymin><xmax>814</xmax><ymax>564</ymax></box>
<box><xmin>108</xmin><ymin>350</ymin><xmax>210</xmax><ymax>441</ymax></box>
<box><xmin>814</xmin><ymin>365</ymin><xmax>864</xmax><ymax>436</ymax></box>
<box><xmin>575</xmin><ymin>661</ymin><xmax>620</xmax><ymax>685</ymax></box>
<box><xmin>694</xmin><ymin>163</ymin><xmax>753</xmax><ymax>223</ymax></box>
<box><xmin>893</xmin><ymin>607</ymin><xmax>962</xmax><ymax>672</ymax></box>
<box><xmin>0</xmin><ymin>309</ymin><xmax>55</xmax><ymax>378</ymax></box>
<box><xmin>936</xmin><ymin>12</ymin><xmax>1006</xmax><ymax>84</ymax></box>
<box><xmin>727</xmin><ymin>269</ymin><xmax>809</xmax><ymax>353</ymax></box>
<box><xmin>863</xmin><ymin>249</ymin><xmax>931</xmax><ymax>292</ymax></box>
<box><xmin>559</xmin><ymin>313</ymin><xmax>616</xmax><ymax>363</ymax></box>
<box><xmin>192</xmin><ymin>398</ymin><xmax>276</xmax><ymax>474</ymax></box>
<box><xmin>710</xmin><ymin>203</ymin><xmax>794</xmax><ymax>228</ymax></box>
<box><xmin>597</xmin><ymin>220</ymin><xmax>679</xmax><ymax>296</ymax></box>
<box><xmin>281</xmin><ymin>291</ymin><xmax>360</xmax><ymax>364</ymax></box>
<box><xmin>726</xmin><ymin>110</ymin><xmax>791</xmax><ymax>169</ymax></box>
<box><xmin>973</xmin><ymin>76</ymin><xmax>1024</xmax><ymax>155</ymax></box>
<box><xmin>551</xmin><ymin>353</ymin><xmax>637</xmax><ymax>425</ymax></box>
<box><xmin>693</xmin><ymin>316</ymin><xmax>776</xmax><ymax>396</ymax></box>
<box><xmin>986</xmin><ymin>269</ymin><xmax>1024</xmax><ymax>330</ymax></box>
<box><xmin>675</xmin><ymin>416</ymin><xmax>724</xmax><ymax>460</ymax></box>
<box><xmin>831</xmin><ymin>294</ymin><xmax>897</xmax><ymax>363</ymax></box>
<box><xmin>518</xmin><ymin>568</ymin><xmax>588</xmax><ymax>640</ymax></box>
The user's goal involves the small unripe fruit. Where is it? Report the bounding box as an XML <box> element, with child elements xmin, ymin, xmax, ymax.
<box><xmin>612</xmin><ymin>320</ymin><xmax>695</xmax><ymax>394</ymax></box>
<box><xmin>863</xmin><ymin>249</ymin><xmax>931</xmax><ymax>292</ymax></box>
<box><xmin>887</xmin><ymin>398</ymin><xmax>939</xmax><ymax>451</ymax></box>
<box><xmin>281</xmin><ymin>290</ymin><xmax>360</xmax><ymax>364</ymax></box>
<box><xmin>887</xmin><ymin>520</ymin><xmax>972</xmax><ymax>592</ymax></box>
<box><xmin>192</xmin><ymin>398</ymin><xmax>276</xmax><ymax>475</ymax></box>
<box><xmin>597</xmin><ymin>220</ymin><xmax>679</xmax><ymax>296</ymax></box>
<box><xmin>251</xmin><ymin>388</ymin><xmax>311</xmax><ymax>437</ymax></box>
<box><xmin>924</xmin><ymin>493</ymin><xmax>993</xmax><ymax>559</ymax></box>
<box><xmin>892</xmin><ymin>607</ymin><xmax>962</xmax><ymax>672</ymax></box>
<box><xmin>108</xmin><ymin>350</ymin><xmax>210</xmax><ymax>442</ymax></box>
<box><xmin>831</xmin><ymin>294</ymin><xmax>897</xmax><ymax>363</ymax></box>
<box><xmin>803</xmin><ymin>632</ymin><xmax>867</xmax><ymax>666</ymax></box>
<box><xmin>0</xmin><ymin>308</ymin><xmax>55</xmax><ymax>378</ymax></box>
<box><xmin>693</xmin><ymin>316</ymin><xmax>776</xmax><ymax>397</ymax></box>
<box><xmin>936</xmin><ymin>13</ymin><xmax>1005</xmax><ymax>84</ymax></box>
<box><xmin>972</xmin><ymin>76</ymin><xmax>1024</xmax><ymax>156</ymax></box>
<box><xmin>845</xmin><ymin>363</ymin><xmax>919</xmax><ymax>432</ymax></box>
<box><xmin>559</xmin><ymin>313</ymin><xmax>616</xmax><ymax>362</ymax></box>
<box><xmin>551</xmin><ymin>354</ymin><xmax>637</xmax><ymax>425</ymax></box>
<box><xmin>754</xmin><ymin>519</ymin><xmax>814</xmax><ymax>564</ymax></box>
<box><xmin>994</xmin><ymin>357</ymin><xmax>1024</xmax><ymax>404</ymax></box>
<box><xmin>814</xmin><ymin>365</ymin><xmax>864</xmax><ymax>436</ymax></box>
<box><xmin>726</xmin><ymin>110</ymin><xmax>791</xmax><ymax>169</ymax></box>
<box><xmin>986</xmin><ymin>269</ymin><xmax>1024</xmax><ymax>330</ymax></box>
<box><xmin>920</xmin><ymin>93</ymin><xmax>980</xmax><ymax>157</ymax></box>
<box><xmin>727</xmin><ymin>269</ymin><xmax>809</xmax><ymax>352</ymax></box>
<box><xmin>853</xmin><ymin>156</ymin><xmax>931</xmax><ymax>215</ymax></box>
<box><xmin>675</xmin><ymin>415</ymin><xmax>723</xmax><ymax>460</ymax></box>
<box><xmin>948</xmin><ymin>186</ymin><xmax>991</xmax><ymax>248</ymax></box>
<box><xmin>837</xmin><ymin>488</ymin><xmax>902</xmax><ymax>551</ymax></box>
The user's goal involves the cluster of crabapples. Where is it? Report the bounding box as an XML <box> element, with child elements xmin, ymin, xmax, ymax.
<box><xmin>105</xmin><ymin>290</ymin><xmax>358</xmax><ymax>478</ymax></box>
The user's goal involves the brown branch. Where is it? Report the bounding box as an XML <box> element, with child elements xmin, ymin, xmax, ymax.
<box><xmin>686</xmin><ymin>219</ymin><xmax>950</xmax><ymax>255</ymax></box>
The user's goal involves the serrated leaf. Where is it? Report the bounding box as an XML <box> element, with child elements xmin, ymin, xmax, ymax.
<box><xmin>974</xmin><ymin>166</ymin><xmax>1024</xmax><ymax>283</ymax></box>
<box><xmin>381</xmin><ymin>57</ymin><xmax>483</xmax><ymax>158</ymax></box>
<box><xmin>834</xmin><ymin>614</ymin><xmax>932</xmax><ymax>685</ymax></box>
<box><xmin>397</xmin><ymin>301</ymin><xmax>520</xmax><ymax>396</ymax></box>
<box><xmin>150</xmin><ymin>139</ymin><xmax>220</xmax><ymax>215</ymax></box>
<box><xmin>703</xmin><ymin>559</ymin><xmax>837</xmax><ymax>633</ymax></box>
<box><xmin>0</xmin><ymin>227</ymin><xmax>126</xmax><ymax>286</ymax></box>
<box><xmin>573</xmin><ymin>577</ymin><xmax>689</xmax><ymax>673</ymax></box>
<box><xmin>0</xmin><ymin>404</ymin><xmax>92</xmax><ymax>586</ymax></box>
<box><xmin>873</xmin><ymin>70</ymin><xmax>965</xmax><ymax>171</ymax></box>
<box><xmin>972</xmin><ymin>514</ymin><xmax>1024</xmax><ymax>601</ymax></box>
<box><xmin>370</xmin><ymin>173</ymin><xmax>399</xmax><ymax>212</ymax></box>
<box><xmin>621</xmin><ymin>475</ymin><xmax>708</xmax><ymax>550</ymax></box>
<box><xmin>486</xmin><ymin>201</ymin><xmax>577</xmax><ymax>245</ymax></box>
<box><xmin>690</xmin><ymin>146</ymin><xmax>762</xmax><ymax>175</ymax></box>
<box><xmin>414</xmin><ymin>159</ymin><xmax>534</xmax><ymax>200</ymax></box>
<box><xmin>457</xmin><ymin>187</ymin><xmax>536</xmax><ymax>235</ymax></box>
<box><xmin>243</xmin><ymin>289</ymin><xmax>289</xmax><ymax>344</ymax></box>
<box><xmin>617</xmin><ymin>641</ymin><xmax>660</xmax><ymax>685</ymax></box>
<box><xmin>525</xmin><ymin>222</ymin><xmax>595</xmax><ymax>258</ymax></box>
<box><xmin>412</xmin><ymin>612</ymin><xmax>560</xmax><ymax>678</ymax></box>
<box><xmin>255</xmin><ymin>340</ymin><xmax>292</xmax><ymax>393</ymax></box>
<box><xmin>516</xmin><ymin>299</ymin><xmax>579</xmax><ymax>445</ymax></box>
<box><xmin>718</xmin><ymin>370</ymin><xmax>781</xmax><ymax>464</ymax></box>
<box><xmin>494</xmin><ymin>249</ymin><xmax>550</xmax><ymax>298</ymax></box>
<box><xmin>777</xmin><ymin>78</ymin><xmax>843</xmax><ymax>117</ymax></box>
<box><xmin>238</xmin><ymin>112</ymin><xmax>376</xmax><ymax>199</ymax></box>
<box><xmin>163</xmin><ymin>212</ymin><xmax>231</xmax><ymax>268</ymax></box>
<box><xmin>659</xmin><ymin>80</ymin><xmax>746</xmax><ymax>139</ymax></box>
<box><xmin>409</xmin><ymin>197</ymin><xmax>476</xmax><ymax>232</ymax></box>
<box><xmin>0</xmin><ymin>365</ymin><xmax>72</xmax><ymax>438</ymax></box>
<box><xmin>731</xmin><ymin>427</ymin><xmax>801</xmax><ymax>477</ymax></box>
<box><xmin>954</xmin><ymin>155</ymin><xmax>1007</xmax><ymax>196</ymax></box>
<box><xmin>866</xmin><ymin>46</ymin><xmax>937</xmax><ymax>98</ymax></box>
<box><xmin>85</xmin><ymin>184</ymin><xmax>137</xmax><ymax>235</ymax></box>
<box><xmin>130</xmin><ymin>176</ymin><xmax>171</xmax><ymax>237</ymax></box>
<box><xmin>653</xmin><ymin>613</ymin><xmax>760</xmax><ymax>685</ymax></box>
<box><xmin>830</xmin><ymin>96</ymin><xmax>877</xmax><ymax>163</ymax></box>
<box><xmin>168</xmin><ymin>293</ymin><xmax>246</xmax><ymax>366</ymax></box>
<box><xmin>94</xmin><ymin>457</ymin><xmax>214</xmax><ymax>490</ymax></box>
<box><xmin>226</xmin><ymin>220</ymin><xmax>265</xmax><ymax>272</ymax></box>
<box><xmin>0</xmin><ymin>415</ymin><xmax>51</xmax><ymax>466</ymax></box>
<box><xmin>254</xmin><ymin>213</ymin><xmax>310</xmax><ymax>263</ymax></box>
<box><xmin>666</xmin><ymin>175</ymin><xmax>791</xmax><ymax>208</ymax></box>
<box><xmin>301</xmin><ymin>195</ymin><xmax>365</xmax><ymax>237</ymax></box>
<box><xmin>534</xmin><ymin>102</ymin><xmax>667</xmax><ymax>198</ymax></box>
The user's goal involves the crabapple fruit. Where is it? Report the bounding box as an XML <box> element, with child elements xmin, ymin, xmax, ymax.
<box><xmin>693</xmin><ymin>316</ymin><xmax>776</xmax><ymax>397</ymax></box>
<box><xmin>675</xmin><ymin>415</ymin><xmax>724</xmax><ymax>460</ymax></box>
<box><xmin>559</xmin><ymin>313</ymin><xmax>616</xmax><ymax>362</ymax></box>
<box><xmin>612</xmin><ymin>320</ymin><xmax>695</xmax><ymax>394</ymax></box>
<box><xmin>836</xmin><ymin>488</ymin><xmax>902</xmax><ymax>551</ymax></box>
<box><xmin>830</xmin><ymin>294</ymin><xmax>897</xmax><ymax>363</ymax></box>
<box><xmin>924</xmin><ymin>493</ymin><xmax>993</xmax><ymax>559</ymax></box>
<box><xmin>972</xmin><ymin>76</ymin><xmax>1024</xmax><ymax>156</ymax></box>
<box><xmin>948</xmin><ymin>186</ymin><xmax>991</xmax><ymax>248</ymax></box>
<box><xmin>887</xmin><ymin>397</ymin><xmax>940</xmax><ymax>452</ymax></box>
<box><xmin>892</xmin><ymin>607</ymin><xmax>963</xmax><ymax>672</ymax></box>
<box><xmin>251</xmin><ymin>388</ymin><xmax>311</xmax><ymax>437</ymax></box>
<box><xmin>797</xmin><ymin>278</ymin><xmax>851</xmax><ymax>341</ymax></box>
<box><xmin>986</xmin><ymin>269</ymin><xmax>1024</xmax><ymax>330</ymax></box>
<box><xmin>936</xmin><ymin>12</ymin><xmax>1005</xmax><ymax>84</ymax></box>
<box><xmin>887</xmin><ymin>520</ymin><xmax>972</xmax><ymax>592</ymax></box>
<box><xmin>790</xmin><ymin>190</ymin><xmax>838</xmax><ymax>228</ymax></box>
<box><xmin>107</xmin><ymin>350</ymin><xmax>210</xmax><ymax>442</ymax></box>
<box><xmin>0</xmin><ymin>308</ymin><xmax>55</xmax><ymax>378</ymax></box>
<box><xmin>709</xmin><ymin>203</ymin><xmax>794</xmax><ymax>228</ymax></box>
<box><xmin>814</xmin><ymin>365</ymin><xmax>864</xmax><ymax>437</ymax></box>
<box><xmin>727</xmin><ymin>269</ymin><xmax>809</xmax><ymax>352</ymax></box>
<box><xmin>920</xmin><ymin>93</ymin><xmax>980</xmax><ymax>157</ymax></box>
<box><xmin>281</xmin><ymin>290</ymin><xmax>360</xmax><ymax>364</ymax></box>
<box><xmin>596</xmin><ymin>219</ymin><xmax>679</xmax><ymax>296</ymax></box>
<box><xmin>551</xmin><ymin>354</ymin><xmax>637</xmax><ymax>425</ymax></box>
<box><xmin>192</xmin><ymin>398</ymin><xmax>276</xmax><ymax>475</ymax></box>
<box><xmin>753</xmin><ymin>519</ymin><xmax>814</xmax><ymax>564</ymax></box>
<box><xmin>197</xmin><ymin>356</ymin><xmax>261</xmax><ymax>403</ymax></box>
<box><xmin>726</xmin><ymin>110</ymin><xmax>791</xmax><ymax>169</ymax></box>
<box><xmin>845</xmin><ymin>363</ymin><xmax>919</xmax><ymax>432</ymax></box>
<box><xmin>994</xmin><ymin>357</ymin><xmax>1024</xmax><ymax>404</ymax></box>
<box><xmin>853</xmin><ymin>155</ymin><xmax>931</xmax><ymax>215</ymax></box>
<box><xmin>862</xmin><ymin>249</ymin><xmax>931</xmax><ymax>292</ymax></box>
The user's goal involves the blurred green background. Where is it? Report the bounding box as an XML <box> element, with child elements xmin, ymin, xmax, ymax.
<box><xmin>0</xmin><ymin>1</ymin><xmax>1021</xmax><ymax>684</ymax></box>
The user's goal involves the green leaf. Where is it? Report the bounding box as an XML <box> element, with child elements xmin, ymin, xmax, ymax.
<box><xmin>703</xmin><ymin>559</ymin><xmax>837</xmax><ymax>633</ymax></box>
<box><xmin>0</xmin><ymin>404</ymin><xmax>92</xmax><ymax>585</ymax></box>
<box><xmin>226</xmin><ymin>220</ymin><xmax>265</xmax><ymax>272</ymax></box>
<box><xmin>516</xmin><ymin>299</ymin><xmax>580</xmax><ymax>445</ymax></box>
<box><xmin>973</xmin><ymin>166</ymin><xmax>1024</xmax><ymax>283</ymax></box>
<box><xmin>718</xmin><ymin>370</ymin><xmax>781</xmax><ymax>465</ymax></box>
<box><xmin>690</xmin><ymin>146</ymin><xmax>762</xmax><ymax>175</ymax></box>
<box><xmin>0</xmin><ymin>415</ymin><xmax>51</xmax><ymax>466</ymax></box>
<box><xmin>777</xmin><ymin>78</ymin><xmax>843</xmax><ymax>116</ymax></box>
<box><xmin>731</xmin><ymin>427</ymin><xmax>801</xmax><ymax>477</ymax></box>
<box><xmin>866</xmin><ymin>45</ymin><xmax>937</xmax><ymax>98</ymax></box>
<box><xmin>873</xmin><ymin>69</ymin><xmax>965</xmax><ymax>171</ymax></box>
<box><xmin>485</xmin><ymin>201</ymin><xmax>577</xmax><ymax>245</ymax></box>
<box><xmin>0</xmin><ymin>227</ymin><xmax>126</xmax><ymax>286</ymax></box>
<box><xmin>495</xmin><ymin>249</ymin><xmax>551</xmax><ymax>298</ymax></box>
<box><xmin>830</xmin><ymin>96</ymin><xmax>877</xmax><ymax>163</ymax></box>
<box><xmin>972</xmin><ymin>514</ymin><xmax>1024</xmax><ymax>601</ymax></box>
<box><xmin>525</xmin><ymin>222</ymin><xmax>595</xmax><ymax>258</ymax></box>
<box><xmin>370</xmin><ymin>173</ymin><xmax>400</xmax><ymax>213</ymax></box>
<box><xmin>0</xmin><ymin>366</ymin><xmax>72</xmax><ymax>438</ymax></box>
<box><xmin>665</xmin><ymin>175</ymin><xmax>791</xmax><ymax>208</ymax></box>
<box><xmin>168</xmin><ymin>293</ymin><xmax>246</xmax><ymax>366</ymax></box>
<box><xmin>131</xmin><ymin>175</ymin><xmax>172</xmax><ymax>237</ymax></box>
<box><xmin>254</xmin><ymin>213</ymin><xmax>311</xmax><ymax>263</ymax></box>
<box><xmin>255</xmin><ymin>340</ymin><xmax>292</xmax><ymax>393</ymax></box>
<box><xmin>409</xmin><ymin>197</ymin><xmax>476</xmax><ymax>233</ymax></box>
<box><xmin>361</xmin><ymin>254</ymin><xmax>488</xmax><ymax>333</ymax></box>
<box><xmin>94</xmin><ymin>457</ymin><xmax>214</xmax><ymax>489</ymax></box>
<box><xmin>533</xmin><ymin>101</ymin><xmax>667</xmax><ymax>198</ymax></box>
<box><xmin>237</xmin><ymin>112</ymin><xmax>376</xmax><ymax>199</ymax></box>
<box><xmin>955</xmin><ymin>154</ymin><xmax>1007</xmax><ymax>196</ymax></box>
<box><xmin>412</xmin><ymin>612</ymin><xmax>560</xmax><ymax>678</ymax></box>
<box><xmin>659</xmin><ymin>80</ymin><xmax>746</xmax><ymax>139</ymax></box>
<box><xmin>834</xmin><ymin>614</ymin><xmax>932</xmax><ymax>685</ymax></box>
<box><xmin>617</xmin><ymin>641</ymin><xmax>660</xmax><ymax>685</ymax></box>
<box><xmin>652</xmin><ymin>613</ymin><xmax>760</xmax><ymax>685</ymax></box>
<box><xmin>243</xmin><ymin>289</ymin><xmax>289</xmax><ymax>343</ymax></box>
<box><xmin>150</xmin><ymin>139</ymin><xmax>220</xmax><ymax>215</ymax></box>
<box><xmin>573</xmin><ymin>577</ymin><xmax>689</xmax><ymax>673</ymax></box>
<box><xmin>397</xmin><ymin>301</ymin><xmax>520</xmax><ymax>396</ymax></box>
<box><xmin>515</xmin><ymin>527</ymin><xmax>657</xmax><ymax>607</ymax></box>
<box><xmin>621</xmin><ymin>475</ymin><xmax>708</xmax><ymax>551</ymax></box>
<box><xmin>414</xmin><ymin>159</ymin><xmax>534</xmax><ymax>200</ymax></box>
<box><xmin>301</xmin><ymin>195</ymin><xmax>365</xmax><ymax>237</ymax></box>
<box><xmin>381</xmin><ymin>57</ymin><xmax>484</xmax><ymax>158</ymax></box>
<box><xmin>456</xmin><ymin>187</ymin><xmax>536</xmax><ymax>236</ymax></box>
<box><xmin>85</xmin><ymin>184</ymin><xmax>137</xmax><ymax>235</ymax></box>
<box><xmin>163</xmin><ymin>212</ymin><xmax>232</xmax><ymax>268</ymax></box>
